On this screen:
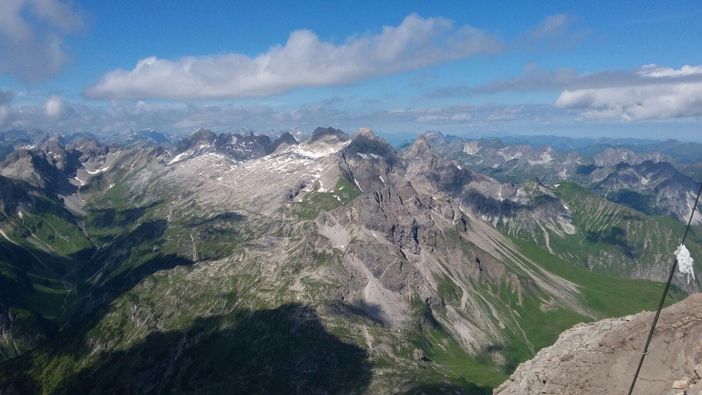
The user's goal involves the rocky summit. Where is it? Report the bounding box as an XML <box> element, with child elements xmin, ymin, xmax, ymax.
<box><xmin>0</xmin><ymin>128</ymin><xmax>699</xmax><ymax>394</ymax></box>
<box><xmin>495</xmin><ymin>293</ymin><xmax>702</xmax><ymax>395</ymax></box>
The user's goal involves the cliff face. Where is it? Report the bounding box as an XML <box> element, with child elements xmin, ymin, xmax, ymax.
<box><xmin>495</xmin><ymin>293</ymin><xmax>702</xmax><ymax>395</ymax></box>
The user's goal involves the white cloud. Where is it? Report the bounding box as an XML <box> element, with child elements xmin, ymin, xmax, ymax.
<box><xmin>638</xmin><ymin>64</ymin><xmax>702</xmax><ymax>78</ymax></box>
<box><xmin>45</xmin><ymin>95</ymin><xmax>68</xmax><ymax>118</ymax></box>
<box><xmin>428</xmin><ymin>62</ymin><xmax>702</xmax><ymax>98</ymax></box>
<box><xmin>86</xmin><ymin>14</ymin><xmax>501</xmax><ymax>100</ymax></box>
<box><xmin>516</xmin><ymin>13</ymin><xmax>588</xmax><ymax>50</ymax></box>
<box><xmin>432</xmin><ymin>63</ymin><xmax>702</xmax><ymax>121</ymax></box>
<box><xmin>528</xmin><ymin>14</ymin><xmax>572</xmax><ymax>40</ymax></box>
<box><xmin>0</xmin><ymin>106</ymin><xmax>10</xmax><ymax>126</ymax></box>
<box><xmin>0</xmin><ymin>0</ymin><xmax>82</xmax><ymax>82</ymax></box>
<box><xmin>556</xmin><ymin>65</ymin><xmax>702</xmax><ymax>120</ymax></box>
<box><xmin>0</xmin><ymin>90</ymin><xmax>14</xmax><ymax>127</ymax></box>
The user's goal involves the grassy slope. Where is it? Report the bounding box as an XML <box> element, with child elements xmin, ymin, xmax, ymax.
<box><xmin>295</xmin><ymin>177</ymin><xmax>361</xmax><ymax>220</ymax></box>
<box><xmin>549</xmin><ymin>182</ymin><xmax>702</xmax><ymax>283</ymax></box>
<box><xmin>0</xmin><ymin>193</ymin><xmax>91</xmax><ymax>318</ymax></box>
<box><xmin>0</xmin><ymin>190</ymin><xmax>93</xmax><ymax>361</ymax></box>
<box><xmin>501</xmin><ymin>181</ymin><xmax>701</xmax><ymax>289</ymax></box>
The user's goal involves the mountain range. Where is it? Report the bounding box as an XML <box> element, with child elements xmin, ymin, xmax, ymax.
<box><xmin>0</xmin><ymin>127</ymin><xmax>699</xmax><ymax>394</ymax></box>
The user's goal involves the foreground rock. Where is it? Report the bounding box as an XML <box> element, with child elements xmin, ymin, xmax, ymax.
<box><xmin>495</xmin><ymin>293</ymin><xmax>702</xmax><ymax>394</ymax></box>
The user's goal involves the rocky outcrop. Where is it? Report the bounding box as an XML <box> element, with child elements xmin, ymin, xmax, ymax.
<box><xmin>495</xmin><ymin>293</ymin><xmax>702</xmax><ymax>395</ymax></box>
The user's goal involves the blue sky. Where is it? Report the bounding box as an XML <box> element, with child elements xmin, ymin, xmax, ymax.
<box><xmin>1</xmin><ymin>0</ymin><xmax>702</xmax><ymax>140</ymax></box>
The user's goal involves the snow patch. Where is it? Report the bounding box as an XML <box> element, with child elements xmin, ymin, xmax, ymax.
<box><xmin>292</xmin><ymin>143</ymin><xmax>345</xmax><ymax>159</ymax></box>
<box><xmin>85</xmin><ymin>166</ymin><xmax>110</xmax><ymax>175</ymax></box>
<box><xmin>168</xmin><ymin>152</ymin><xmax>190</xmax><ymax>165</ymax></box>
<box><xmin>0</xmin><ymin>229</ymin><xmax>16</xmax><ymax>245</ymax></box>
<box><xmin>353</xmin><ymin>177</ymin><xmax>364</xmax><ymax>193</ymax></box>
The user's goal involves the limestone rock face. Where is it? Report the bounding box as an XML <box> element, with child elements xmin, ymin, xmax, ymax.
<box><xmin>495</xmin><ymin>293</ymin><xmax>702</xmax><ymax>395</ymax></box>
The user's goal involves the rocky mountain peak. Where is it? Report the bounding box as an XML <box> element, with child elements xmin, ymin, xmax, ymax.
<box><xmin>344</xmin><ymin>129</ymin><xmax>396</xmax><ymax>164</ymax></box>
<box><xmin>214</xmin><ymin>132</ymin><xmax>273</xmax><ymax>161</ymax></box>
<box><xmin>39</xmin><ymin>137</ymin><xmax>67</xmax><ymax>155</ymax></box>
<box><xmin>355</xmin><ymin>127</ymin><xmax>375</xmax><ymax>138</ymax></box>
<box><xmin>420</xmin><ymin>130</ymin><xmax>446</xmax><ymax>141</ymax></box>
<box><xmin>177</xmin><ymin>128</ymin><xmax>217</xmax><ymax>151</ymax></box>
<box><xmin>272</xmin><ymin>132</ymin><xmax>298</xmax><ymax>150</ymax></box>
<box><xmin>402</xmin><ymin>135</ymin><xmax>442</xmax><ymax>176</ymax></box>
<box><xmin>308</xmin><ymin>126</ymin><xmax>350</xmax><ymax>144</ymax></box>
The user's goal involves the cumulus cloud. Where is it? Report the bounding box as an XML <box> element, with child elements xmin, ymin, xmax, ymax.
<box><xmin>428</xmin><ymin>63</ymin><xmax>702</xmax><ymax>98</ymax></box>
<box><xmin>556</xmin><ymin>83</ymin><xmax>702</xmax><ymax>120</ymax></box>
<box><xmin>45</xmin><ymin>94</ymin><xmax>71</xmax><ymax>118</ymax></box>
<box><xmin>426</xmin><ymin>63</ymin><xmax>702</xmax><ymax>121</ymax></box>
<box><xmin>556</xmin><ymin>64</ymin><xmax>702</xmax><ymax>120</ymax></box>
<box><xmin>86</xmin><ymin>14</ymin><xmax>501</xmax><ymax>100</ymax></box>
<box><xmin>0</xmin><ymin>0</ymin><xmax>83</xmax><ymax>82</ymax></box>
